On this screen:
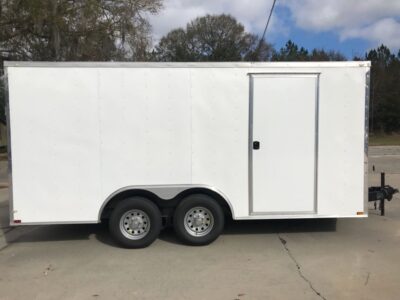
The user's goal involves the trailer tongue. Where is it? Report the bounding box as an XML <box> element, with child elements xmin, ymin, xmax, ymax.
<box><xmin>368</xmin><ymin>172</ymin><xmax>399</xmax><ymax>216</ymax></box>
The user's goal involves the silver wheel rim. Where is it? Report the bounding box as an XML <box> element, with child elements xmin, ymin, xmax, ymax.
<box><xmin>184</xmin><ymin>207</ymin><xmax>214</xmax><ymax>237</ymax></box>
<box><xmin>120</xmin><ymin>209</ymin><xmax>150</xmax><ymax>240</ymax></box>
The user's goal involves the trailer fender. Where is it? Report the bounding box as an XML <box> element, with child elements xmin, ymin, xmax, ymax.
<box><xmin>98</xmin><ymin>184</ymin><xmax>235</xmax><ymax>221</ymax></box>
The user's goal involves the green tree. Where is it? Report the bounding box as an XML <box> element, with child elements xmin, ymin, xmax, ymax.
<box><xmin>271</xmin><ymin>40</ymin><xmax>346</xmax><ymax>61</ymax></box>
<box><xmin>271</xmin><ymin>40</ymin><xmax>309</xmax><ymax>61</ymax></box>
<box><xmin>366</xmin><ymin>45</ymin><xmax>400</xmax><ymax>133</ymax></box>
<box><xmin>309</xmin><ymin>49</ymin><xmax>346</xmax><ymax>61</ymax></box>
<box><xmin>0</xmin><ymin>0</ymin><xmax>163</xmax><ymax>61</ymax></box>
<box><xmin>154</xmin><ymin>14</ymin><xmax>272</xmax><ymax>62</ymax></box>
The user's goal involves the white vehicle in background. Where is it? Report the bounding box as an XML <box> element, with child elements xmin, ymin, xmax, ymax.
<box><xmin>5</xmin><ymin>61</ymin><xmax>370</xmax><ymax>248</ymax></box>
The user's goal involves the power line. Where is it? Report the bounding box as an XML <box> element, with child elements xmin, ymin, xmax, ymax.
<box><xmin>261</xmin><ymin>0</ymin><xmax>277</xmax><ymax>42</ymax></box>
<box><xmin>257</xmin><ymin>0</ymin><xmax>277</xmax><ymax>49</ymax></box>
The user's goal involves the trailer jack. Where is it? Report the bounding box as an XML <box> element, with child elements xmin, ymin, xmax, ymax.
<box><xmin>368</xmin><ymin>172</ymin><xmax>399</xmax><ymax>216</ymax></box>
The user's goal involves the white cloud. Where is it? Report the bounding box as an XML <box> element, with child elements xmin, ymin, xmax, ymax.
<box><xmin>280</xmin><ymin>0</ymin><xmax>400</xmax><ymax>48</ymax></box>
<box><xmin>341</xmin><ymin>18</ymin><xmax>400</xmax><ymax>49</ymax></box>
<box><xmin>149</xmin><ymin>0</ymin><xmax>287</xmax><ymax>43</ymax></box>
<box><xmin>149</xmin><ymin>0</ymin><xmax>400</xmax><ymax>49</ymax></box>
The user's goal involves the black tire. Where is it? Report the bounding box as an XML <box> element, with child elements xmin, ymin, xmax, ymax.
<box><xmin>109</xmin><ymin>197</ymin><xmax>161</xmax><ymax>248</ymax></box>
<box><xmin>173</xmin><ymin>194</ymin><xmax>224</xmax><ymax>246</ymax></box>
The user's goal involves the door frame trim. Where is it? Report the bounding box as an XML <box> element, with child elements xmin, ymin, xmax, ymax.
<box><xmin>248</xmin><ymin>72</ymin><xmax>321</xmax><ymax>215</ymax></box>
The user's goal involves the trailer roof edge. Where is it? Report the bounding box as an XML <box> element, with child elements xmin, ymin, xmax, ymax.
<box><xmin>3</xmin><ymin>61</ymin><xmax>371</xmax><ymax>68</ymax></box>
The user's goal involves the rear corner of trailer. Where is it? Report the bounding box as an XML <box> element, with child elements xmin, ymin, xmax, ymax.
<box><xmin>5</xmin><ymin>63</ymin><xmax>102</xmax><ymax>225</ymax></box>
<box><xmin>317</xmin><ymin>61</ymin><xmax>370</xmax><ymax>219</ymax></box>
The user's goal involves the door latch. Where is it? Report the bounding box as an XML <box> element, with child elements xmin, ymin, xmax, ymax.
<box><xmin>253</xmin><ymin>141</ymin><xmax>260</xmax><ymax>150</ymax></box>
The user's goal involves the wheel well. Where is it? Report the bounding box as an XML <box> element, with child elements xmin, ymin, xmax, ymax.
<box><xmin>174</xmin><ymin>188</ymin><xmax>233</xmax><ymax>219</ymax></box>
<box><xmin>99</xmin><ymin>187</ymin><xmax>233</xmax><ymax>221</ymax></box>
<box><xmin>100</xmin><ymin>189</ymin><xmax>161</xmax><ymax>220</ymax></box>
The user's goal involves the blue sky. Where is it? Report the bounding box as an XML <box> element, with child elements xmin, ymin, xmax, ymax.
<box><xmin>271</xmin><ymin>27</ymin><xmax>370</xmax><ymax>59</ymax></box>
<box><xmin>270</xmin><ymin>5</ymin><xmax>371</xmax><ymax>58</ymax></box>
<box><xmin>150</xmin><ymin>0</ymin><xmax>400</xmax><ymax>58</ymax></box>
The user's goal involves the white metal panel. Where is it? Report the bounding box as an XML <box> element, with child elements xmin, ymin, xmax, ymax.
<box><xmin>190</xmin><ymin>68</ymin><xmax>250</xmax><ymax>218</ymax></box>
<box><xmin>8</xmin><ymin>67</ymin><xmax>101</xmax><ymax>222</ymax></box>
<box><xmin>97</xmin><ymin>68</ymin><xmax>192</xmax><ymax>203</ymax></box>
<box><xmin>317</xmin><ymin>68</ymin><xmax>366</xmax><ymax>216</ymax></box>
<box><xmin>251</xmin><ymin>74</ymin><xmax>317</xmax><ymax>213</ymax></box>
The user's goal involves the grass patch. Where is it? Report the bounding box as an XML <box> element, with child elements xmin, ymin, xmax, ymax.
<box><xmin>369</xmin><ymin>134</ymin><xmax>400</xmax><ymax>146</ymax></box>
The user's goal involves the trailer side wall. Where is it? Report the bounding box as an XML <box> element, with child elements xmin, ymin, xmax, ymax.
<box><xmin>6</xmin><ymin>62</ymin><xmax>369</xmax><ymax>223</ymax></box>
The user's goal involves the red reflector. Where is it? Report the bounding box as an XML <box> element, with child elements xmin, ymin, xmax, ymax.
<box><xmin>13</xmin><ymin>220</ymin><xmax>21</xmax><ymax>224</ymax></box>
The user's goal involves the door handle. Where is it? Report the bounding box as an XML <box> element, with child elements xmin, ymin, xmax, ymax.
<box><xmin>253</xmin><ymin>141</ymin><xmax>260</xmax><ymax>150</ymax></box>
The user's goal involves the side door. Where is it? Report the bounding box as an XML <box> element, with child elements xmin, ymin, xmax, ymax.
<box><xmin>250</xmin><ymin>73</ymin><xmax>319</xmax><ymax>214</ymax></box>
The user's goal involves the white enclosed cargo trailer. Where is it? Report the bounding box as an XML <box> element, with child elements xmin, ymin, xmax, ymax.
<box><xmin>5</xmin><ymin>61</ymin><xmax>370</xmax><ymax>247</ymax></box>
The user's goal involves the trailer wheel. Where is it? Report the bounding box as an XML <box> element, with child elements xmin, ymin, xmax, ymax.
<box><xmin>173</xmin><ymin>194</ymin><xmax>224</xmax><ymax>245</ymax></box>
<box><xmin>109</xmin><ymin>197</ymin><xmax>161</xmax><ymax>248</ymax></box>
